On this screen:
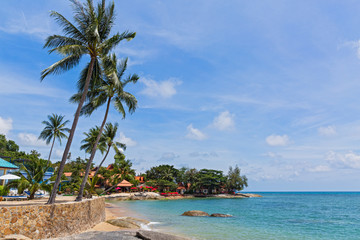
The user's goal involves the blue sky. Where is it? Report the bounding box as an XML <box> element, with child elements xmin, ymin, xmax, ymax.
<box><xmin>1</xmin><ymin>0</ymin><xmax>360</xmax><ymax>191</ymax></box>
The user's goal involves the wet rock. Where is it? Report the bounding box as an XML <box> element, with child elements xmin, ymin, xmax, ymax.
<box><xmin>210</xmin><ymin>213</ymin><xmax>233</xmax><ymax>217</ymax></box>
<box><xmin>181</xmin><ymin>210</ymin><xmax>209</xmax><ymax>217</ymax></box>
<box><xmin>136</xmin><ymin>230</ymin><xmax>189</xmax><ymax>240</ymax></box>
<box><xmin>106</xmin><ymin>218</ymin><xmax>140</xmax><ymax>229</ymax></box>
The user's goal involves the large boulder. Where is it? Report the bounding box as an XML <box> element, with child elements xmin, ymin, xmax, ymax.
<box><xmin>136</xmin><ymin>230</ymin><xmax>189</xmax><ymax>240</ymax></box>
<box><xmin>181</xmin><ymin>210</ymin><xmax>209</xmax><ymax>217</ymax></box>
<box><xmin>106</xmin><ymin>218</ymin><xmax>140</xmax><ymax>229</ymax></box>
<box><xmin>210</xmin><ymin>213</ymin><xmax>233</xmax><ymax>217</ymax></box>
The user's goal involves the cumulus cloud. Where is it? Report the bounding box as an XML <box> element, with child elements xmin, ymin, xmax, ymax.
<box><xmin>308</xmin><ymin>165</ymin><xmax>332</xmax><ymax>172</ymax></box>
<box><xmin>158</xmin><ymin>152</ymin><xmax>180</xmax><ymax>162</ymax></box>
<box><xmin>186</xmin><ymin>124</ymin><xmax>207</xmax><ymax>140</ymax></box>
<box><xmin>140</xmin><ymin>77</ymin><xmax>182</xmax><ymax>98</ymax></box>
<box><xmin>18</xmin><ymin>133</ymin><xmax>46</xmax><ymax>147</ymax></box>
<box><xmin>189</xmin><ymin>151</ymin><xmax>218</xmax><ymax>158</ymax></box>
<box><xmin>212</xmin><ymin>111</ymin><xmax>235</xmax><ymax>131</ymax></box>
<box><xmin>55</xmin><ymin>149</ymin><xmax>63</xmax><ymax>158</ymax></box>
<box><xmin>264</xmin><ymin>152</ymin><xmax>282</xmax><ymax>159</ymax></box>
<box><xmin>343</xmin><ymin>40</ymin><xmax>360</xmax><ymax>59</ymax></box>
<box><xmin>326</xmin><ymin>151</ymin><xmax>360</xmax><ymax>169</ymax></box>
<box><xmin>119</xmin><ymin>132</ymin><xmax>137</xmax><ymax>147</ymax></box>
<box><xmin>0</xmin><ymin>117</ymin><xmax>13</xmax><ymax>136</ymax></box>
<box><xmin>318</xmin><ymin>126</ymin><xmax>336</xmax><ymax>136</ymax></box>
<box><xmin>266</xmin><ymin>134</ymin><xmax>290</xmax><ymax>146</ymax></box>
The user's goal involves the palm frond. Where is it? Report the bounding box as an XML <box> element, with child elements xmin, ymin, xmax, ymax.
<box><xmin>49</xmin><ymin>11</ymin><xmax>86</xmax><ymax>42</ymax></box>
<box><xmin>41</xmin><ymin>54</ymin><xmax>81</xmax><ymax>80</ymax></box>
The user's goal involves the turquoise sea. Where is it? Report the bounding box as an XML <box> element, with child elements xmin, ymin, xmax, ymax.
<box><xmin>111</xmin><ymin>192</ymin><xmax>360</xmax><ymax>240</ymax></box>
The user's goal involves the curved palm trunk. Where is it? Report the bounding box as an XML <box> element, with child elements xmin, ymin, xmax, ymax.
<box><xmin>47</xmin><ymin>137</ymin><xmax>56</xmax><ymax>168</ymax></box>
<box><xmin>93</xmin><ymin>145</ymin><xmax>111</xmax><ymax>177</ymax></box>
<box><xmin>76</xmin><ymin>97</ymin><xmax>112</xmax><ymax>201</ymax></box>
<box><xmin>47</xmin><ymin>57</ymin><xmax>96</xmax><ymax>205</ymax></box>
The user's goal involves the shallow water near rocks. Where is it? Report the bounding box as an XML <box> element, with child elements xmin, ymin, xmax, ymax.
<box><xmin>110</xmin><ymin>192</ymin><xmax>360</xmax><ymax>240</ymax></box>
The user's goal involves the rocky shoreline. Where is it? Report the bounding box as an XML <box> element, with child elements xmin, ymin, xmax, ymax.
<box><xmin>105</xmin><ymin>192</ymin><xmax>262</xmax><ymax>201</ymax></box>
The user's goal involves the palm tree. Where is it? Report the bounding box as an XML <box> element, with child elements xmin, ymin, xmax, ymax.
<box><xmin>93</xmin><ymin>122</ymin><xmax>126</xmax><ymax>177</ymax></box>
<box><xmin>42</xmin><ymin>0</ymin><xmax>135</xmax><ymax>204</ymax></box>
<box><xmin>9</xmin><ymin>159</ymin><xmax>55</xmax><ymax>199</ymax></box>
<box><xmin>80</xmin><ymin>126</ymin><xmax>107</xmax><ymax>154</ymax></box>
<box><xmin>73</xmin><ymin>55</ymin><xmax>138</xmax><ymax>201</ymax></box>
<box><xmin>39</xmin><ymin>114</ymin><xmax>70</xmax><ymax>167</ymax></box>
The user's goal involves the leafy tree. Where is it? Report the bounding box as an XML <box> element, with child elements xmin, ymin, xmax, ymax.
<box><xmin>74</xmin><ymin>54</ymin><xmax>138</xmax><ymax>201</ymax></box>
<box><xmin>226</xmin><ymin>165</ymin><xmax>248</xmax><ymax>192</ymax></box>
<box><xmin>155</xmin><ymin>179</ymin><xmax>177</xmax><ymax>192</ymax></box>
<box><xmin>146</xmin><ymin>165</ymin><xmax>180</xmax><ymax>182</ymax></box>
<box><xmin>30</xmin><ymin>150</ymin><xmax>41</xmax><ymax>158</ymax></box>
<box><xmin>192</xmin><ymin>169</ymin><xmax>226</xmax><ymax>193</ymax></box>
<box><xmin>0</xmin><ymin>135</ymin><xmax>19</xmax><ymax>152</ymax></box>
<box><xmin>39</xmin><ymin>114</ymin><xmax>70</xmax><ymax>166</ymax></box>
<box><xmin>42</xmin><ymin>0</ymin><xmax>135</xmax><ymax>204</ymax></box>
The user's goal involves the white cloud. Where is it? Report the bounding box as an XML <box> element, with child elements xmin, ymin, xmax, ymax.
<box><xmin>55</xmin><ymin>149</ymin><xmax>63</xmax><ymax>158</ymax></box>
<box><xmin>0</xmin><ymin>11</ymin><xmax>52</xmax><ymax>39</ymax></box>
<box><xmin>318</xmin><ymin>125</ymin><xmax>336</xmax><ymax>136</ymax></box>
<box><xmin>264</xmin><ymin>152</ymin><xmax>282</xmax><ymax>159</ymax></box>
<box><xmin>343</xmin><ymin>40</ymin><xmax>360</xmax><ymax>59</ymax></box>
<box><xmin>189</xmin><ymin>151</ymin><xmax>218</xmax><ymax>158</ymax></box>
<box><xmin>326</xmin><ymin>151</ymin><xmax>360</xmax><ymax>169</ymax></box>
<box><xmin>158</xmin><ymin>152</ymin><xmax>180</xmax><ymax>162</ymax></box>
<box><xmin>0</xmin><ymin>117</ymin><xmax>13</xmax><ymax>136</ymax></box>
<box><xmin>0</xmin><ymin>70</ymin><xmax>69</xmax><ymax>98</ymax></box>
<box><xmin>212</xmin><ymin>111</ymin><xmax>235</xmax><ymax>131</ymax></box>
<box><xmin>119</xmin><ymin>132</ymin><xmax>137</xmax><ymax>147</ymax></box>
<box><xmin>140</xmin><ymin>77</ymin><xmax>182</xmax><ymax>98</ymax></box>
<box><xmin>186</xmin><ymin>124</ymin><xmax>207</xmax><ymax>141</ymax></box>
<box><xmin>18</xmin><ymin>133</ymin><xmax>47</xmax><ymax>147</ymax></box>
<box><xmin>266</xmin><ymin>134</ymin><xmax>290</xmax><ymax>146</ymax></box>
<box><xmin>308</xmin><ymin>165</ymin><xmax>332</xmax><ymax>172</ymax></box>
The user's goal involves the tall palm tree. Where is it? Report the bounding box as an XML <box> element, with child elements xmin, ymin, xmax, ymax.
<box><xmin>80</xmin><ymin>126</ymin><xmax>107</xmax><ymax>154</ymax></box>
<box><xmin>39</xmin><ymin>114</ymin><xmax>70</xmax><ymax>167</ymax></box>
<box><xmin>73</xmin><ymin>55</ymin><xmax>138</xmax><ymax>201</ymax></box>
<box><xmin>93</xmin><ymin>122</ymin><xmax>126</xmax><ymax>177</ymax></box>
<box><xmin>42</xmin><ymin>0</ymin><xmax>135</xmax><ymax>204</ymax></box>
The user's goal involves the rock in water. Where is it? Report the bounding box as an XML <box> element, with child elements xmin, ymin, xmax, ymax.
<box><xmin>181</xmin><ymin>210</ymin><xmax>210</xmax><ymax>216</ymax></box>
<box><xmin>210</xmin><ymin>213</ymin><xmax>233</xmax><ymax>217</ymax></box>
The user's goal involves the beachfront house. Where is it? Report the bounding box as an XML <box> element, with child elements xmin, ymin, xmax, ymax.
<box><xmin>0</xmin><ymin>158</ymin><xmax>19</xmax><ymax>185</ymax></box>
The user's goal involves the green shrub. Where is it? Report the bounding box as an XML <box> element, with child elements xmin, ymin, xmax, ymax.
<box><xmin>0</xmin><ymin>185</ymin><xmax>9</xmax><ymax>196</ymax></box>
<box><xmin>95</xmin><ymin>188</ymin><xmax>103</xmax><ymax>196</ymax></box>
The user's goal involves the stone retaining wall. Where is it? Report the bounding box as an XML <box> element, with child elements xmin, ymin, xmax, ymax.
<box><xmin>0</xmin><ymin>197</ymin><xmax>105</xmax><ymax>239</ymax></box>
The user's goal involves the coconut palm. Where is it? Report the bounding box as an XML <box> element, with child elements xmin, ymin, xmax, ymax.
<box><xmin>39</xmin><ymin>114</ymin><xmax>70</xmax><ymax>167</ymax></box>
<box><xmin>73</xmin><ymin>55</ymin><xmax>138</xmax><ymax>201</ymax></box>
<box><xmin>8</xmin><ymin>159</ymin><xmax>55</xmax><ymax>199</ymax></box>
<box><xmin>93</xmin><ymin>122</ymin><xmax>126</xmax><ymax>177</ymax></box>
<box><xmin>42</xmin><ymin>0</ymin><xmax>135</xmax><ymax>204</ymax></box>
<box><xmin>80</xmin><ymin>126</ymin><xmax>107</xmax><ymax>154</ymax></box>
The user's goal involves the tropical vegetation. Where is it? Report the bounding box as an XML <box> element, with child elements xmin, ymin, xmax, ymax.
<box><xmin>38</xmin><ymin>114</ymin><xmax>70</xmax><ymax>166</ymax></box>
<box><xmin>41</xmin><ymin>0</ymin><xmax>136</xmax><ymax>204</ymax></box>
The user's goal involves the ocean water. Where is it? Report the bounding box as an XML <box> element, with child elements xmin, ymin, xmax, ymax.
<box><xmin>110</xmin><ymin>192</ymin><xmax>360</xmax><ymax>240</ymax></box>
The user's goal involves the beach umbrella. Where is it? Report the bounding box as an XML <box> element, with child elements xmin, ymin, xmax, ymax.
<box><xmin>130</xmin><ymin>187</ymin><xmax>137</xmax><ymax>190</ymax></box>
<box><xmin>0</xmin><ymin>174</ymin><xmax>20</xmax><ymax>180</ymax></box>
